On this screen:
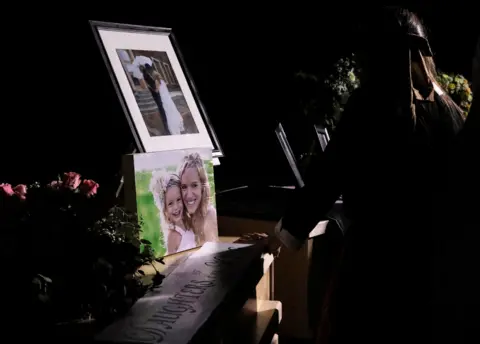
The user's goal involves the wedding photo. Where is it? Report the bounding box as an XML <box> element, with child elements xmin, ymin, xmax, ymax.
<box><xmin>116</xmin><ymin>49</ymin><xmax>199</xmax><ymax>137</ymax></box>
<box><xmin>126</xmin><ymin>148</ymin><xmax>217</xmax><ymax>257</ymax></box>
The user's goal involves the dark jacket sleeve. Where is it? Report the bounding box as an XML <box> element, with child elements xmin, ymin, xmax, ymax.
<box><xmin>281</xmin><ymin>91</ymin><xmax>362</xmax><ymax>241</ymax></box>
<box><xmin>461</xmin><ymin>35</ymin><xmax>479</xmax><ymax>148</ymax></box>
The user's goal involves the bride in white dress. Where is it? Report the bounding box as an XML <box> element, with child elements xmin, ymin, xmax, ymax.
<box><xmin>150</xmin><ymin>171</ymin><xmax>196</xmax><ymax>255</ymax></box>
<box><xmin>158</xmin><ymin>80</ymin><xmax>185</xmax><ymax>135</ymax></box>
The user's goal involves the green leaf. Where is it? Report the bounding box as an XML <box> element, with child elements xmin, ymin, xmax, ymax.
<box><xmin>140</xmin><ymin>239</ymin><xmax>152</xmax><ymax>245</ymax></box>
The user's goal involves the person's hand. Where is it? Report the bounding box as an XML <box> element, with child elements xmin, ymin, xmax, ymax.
<box><xmin>235</xmin><ymin>233</ymin><xmax>282</xmax><ymax>257</ymax></box>
<box><xmin>235</xmin><ymin>232</ymin><xmax>268</xmax><ymax>244</ymax></box>
<box><xmin>266</xmin><ymin>234</ymin><xmax>282</xmax><ymax>258</ymax></box>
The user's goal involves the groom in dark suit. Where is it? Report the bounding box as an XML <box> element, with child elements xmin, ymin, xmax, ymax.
<box><xmin>141</xmin><ymin>64</ymin><xmax>171</xmax><ymax>135</ymax></box>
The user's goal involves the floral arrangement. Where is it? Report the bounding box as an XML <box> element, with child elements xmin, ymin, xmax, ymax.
<box><xmin>436</xmin><ymin>72</ymin><xmax>473</xmax><ymax>116</ymax></box>
<box><xmin>295</xmin><ymin>54</ymin><xmax>360</xmax><ymax>130</ymax></box>
<box><xmin>296</xmin><ymin>55</ymin><xmax>473</xmax><ymax>129</ymax></box>
<box><xmin>1</xmin><ymin>172</ymin><xmax>101</xmax><ymax>263</ymax></box>
<box><xmin>0</xmin><ymin>172</ymin><xmax>162</xmax><ymax>327</ymax></box>
<box><xmin>292</xmin><ymin>54</ymin><xmax>361</xmax><ymax>171</ymax></box>
<box><xmin>325</xmin><ymin>54</ymin><xmax>361</xmax><ymax>99</ymax></box>
<box><xmin>324</xmin><ymin>54</ymin><xmax>361</xmax><ymax>128</ymax></box>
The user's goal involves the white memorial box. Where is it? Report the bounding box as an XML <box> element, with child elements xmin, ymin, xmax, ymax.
<box><xmin>95</xmin><ymin>242</ymin><xmax>265</xmax><ymax>344</ymax></box>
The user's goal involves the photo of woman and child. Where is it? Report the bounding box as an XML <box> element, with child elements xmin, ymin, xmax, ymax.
<box><xmin>131</xmin><ymin>149</ymin><xmax>217</xmax><ymax>257</ymax></box>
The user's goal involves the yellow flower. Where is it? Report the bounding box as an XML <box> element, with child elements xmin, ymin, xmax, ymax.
<box><xmin>348</xmin><ymin>71</ymin><xmax>356</xmax><ymax>82</ymax></box>
<box><xmin>448</xmin><ymin>83</ymin><xmax>456</xmax><ymax>90</ymax></box>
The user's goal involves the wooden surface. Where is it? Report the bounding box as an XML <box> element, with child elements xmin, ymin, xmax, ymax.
<box><xmin>224</xmin><ymin>300</ymin><xmax>282</xmax><ymax>344</ymax></box>
<box><xmin>274</xmin><ymin>236</ymin><xmax>314</xmax><ymax>338</ymax></box>
<box><xmin>218</xmin><ymin>216</ymin><xmax>329</xmax><ymax>339</ymax></box>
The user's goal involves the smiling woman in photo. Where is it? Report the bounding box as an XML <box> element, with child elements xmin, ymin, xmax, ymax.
<box><xmin>178</xmin><ymin>153</ymin><xmax>218</xmax><ymax>245</ymax></box>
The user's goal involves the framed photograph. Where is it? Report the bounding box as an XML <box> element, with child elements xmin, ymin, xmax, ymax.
<box><xmin>90</xmin><ymin>21</ymin><xmax>223</xmax><ymax>158</ymax></box>
<box><xmin>123</xmin><ymin>148</ymin><xmax>218</xmax><ymax>257</ymax></box>
<box><xmin>314</xmin><ymin>124</ymin><xmax>330</xmax><ymax>152</ymax></box>
<box><xmin>275</xmin><ymin>123</ymin><xmax>304</xmax><ymax>188</ymax></box>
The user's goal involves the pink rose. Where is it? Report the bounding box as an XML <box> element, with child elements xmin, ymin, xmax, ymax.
<box><xmin>62</xmin><ymin>172</ymin><xmax>81</xmax><ymax>190</ymax></box>
<box><xmin>80</xmin><ymin>179</ymin><xmax>99</xmax><ymax>197</ymax></box>
<box><xmin>0</xmin><ymin>183</ymin><xmax>14</xmax><ymax>196</ymax></box>
<box><xmin>48</xmin><ymin>180</ymin><xmax>62</xmax><ymax>189</ymax></box>
<box><xmin>13</xmin><ymin>184</ymin><xmax>27</xmax><ymax>200</ymax></box>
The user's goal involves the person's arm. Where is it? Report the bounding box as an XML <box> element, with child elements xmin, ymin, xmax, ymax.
<box><xmin>456</xmin><ymin>36</ymin><xmax>480</xmax><ymax>152</ymax></box>
<box><xmin>472</xmin><ymin>36</ymin><xmax>479</xmax><ymax>96</ymax></box>
<box><xmin>203</xmin><ymin>207</ymin><xmax>219</xmax><ymax>242</ymax></box>
<box><xmin>463</xmin><ymin>36</ymin><xmax>480</xmax><ymax>136</ymax></box>
<box><xmin>276</xmin><ymin>92</ymin><xmax>362</xmax><ymax>250</ymax></box>
<box><xmin>167</xmin><ymin>229</ymin><xmax>181</xmax><ymax>254</ymax></box>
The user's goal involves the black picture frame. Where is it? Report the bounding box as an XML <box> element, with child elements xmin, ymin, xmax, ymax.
<box><xmin>314</xmin><ymin>124</ymin><xmax>330</xmax><ymax>152</ymax></box>
<box><xmin>89</xmin><ymin>20</ymin><xmax>223</xmax><ymax>158</ymax></box>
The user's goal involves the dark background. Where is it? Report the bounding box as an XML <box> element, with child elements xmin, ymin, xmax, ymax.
<box><xmin>1</xmin><ymin>4</ymin><xmax>478</xmax><ymax>194</ymax></box>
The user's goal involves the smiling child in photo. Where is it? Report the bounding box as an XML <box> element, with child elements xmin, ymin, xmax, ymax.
<box><xmin>150</xmin><ymin>171</ymin><xmax>196</xmax><ymax>254</ymax></box>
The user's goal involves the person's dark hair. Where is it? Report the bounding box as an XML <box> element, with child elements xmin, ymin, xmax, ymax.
<box><xmin>359</xmin><ymin>7</ymin><xmax>464</xmax><ymax>136</ymax></box>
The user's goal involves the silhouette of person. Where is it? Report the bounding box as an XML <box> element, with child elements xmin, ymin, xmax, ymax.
<box><xmin>433</xmin><ymin>35</ymin><xmax>480</xmax><ymax>343</ymax></box>
<box><xmin>270</xmin><ymin>7</ymin><xmax>465</xmax><ymax>343</ymax></box>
